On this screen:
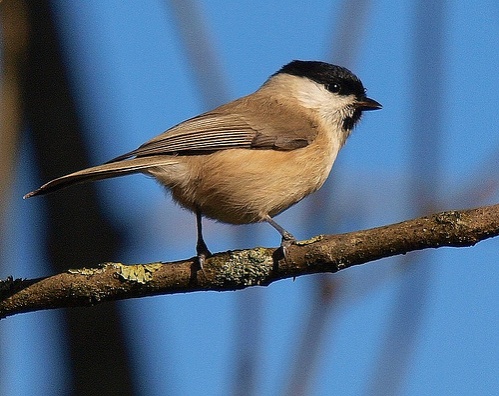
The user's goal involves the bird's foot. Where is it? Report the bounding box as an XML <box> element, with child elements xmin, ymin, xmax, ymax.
<box><xmin>196</xmin><ymin>240</ymin><xmax>211</xmax><ymax>279</ymax></box>
<box><xmin>280</xmin><ymin>233</ymin><xmax>297</xmax><ymax>262</ymax></box>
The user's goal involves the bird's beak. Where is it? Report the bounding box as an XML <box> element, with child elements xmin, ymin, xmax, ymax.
<box><xmin>356</xmin><ymin>97</ymin><xmax>382</xmax><ymax>111</ymax></box>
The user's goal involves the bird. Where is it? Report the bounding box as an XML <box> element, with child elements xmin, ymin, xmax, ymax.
<box><xmin>24</xmin><ymin>60</ymin><xmax>381</xmax><ymax>269</ymax></box>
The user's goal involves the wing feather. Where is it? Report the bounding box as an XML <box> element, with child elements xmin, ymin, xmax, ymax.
<box><xmin>107</xmin><ymin>94</ymin><xmax>319</xmax><ymax>163</ymax></box>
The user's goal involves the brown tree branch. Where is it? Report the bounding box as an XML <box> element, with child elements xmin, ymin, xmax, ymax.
<box><xmin>1</xmin><ymin>204</ymin><xmax>498</xmax><ymax>319</ymax></box>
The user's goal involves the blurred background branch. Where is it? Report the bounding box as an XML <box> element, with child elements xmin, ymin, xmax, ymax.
<box><xmin>7</xmin><ymin>1</ymin><xmax>134</xmax><ymax>394</ymax></box>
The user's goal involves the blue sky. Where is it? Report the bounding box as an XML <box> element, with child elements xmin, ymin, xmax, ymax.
<box><xmin>1</xmin><ymin>1</ymin><xmax>498</xmax><ymax>395</ymax></box>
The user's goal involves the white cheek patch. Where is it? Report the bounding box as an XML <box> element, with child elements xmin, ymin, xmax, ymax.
<box><xmin>292</xmin><ymin>79</ymin><xmax>356</xmax><ymax>115</ymax></box>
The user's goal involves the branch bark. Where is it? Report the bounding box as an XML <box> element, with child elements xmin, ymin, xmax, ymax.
<box><xmin>2</xmin><ymin>204</ymin><xmax>498</xmax><ymax>319</ymax></box>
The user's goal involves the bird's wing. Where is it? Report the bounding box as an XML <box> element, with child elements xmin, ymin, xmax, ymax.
<box><xmin>107</xmin><ymin>96</ymin><xmax>318</xmax><ymax>162</ymax></box>
<box><xmin>24</xmin><ymin>95</ymin><xmax>320</xmax><ymax>198</ymax></box>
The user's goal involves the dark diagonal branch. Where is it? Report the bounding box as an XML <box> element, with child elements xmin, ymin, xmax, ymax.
<box><xmin>1</xmin><ymin>204</ymin><xmax>498</xmax><ymax>319</ymax></box>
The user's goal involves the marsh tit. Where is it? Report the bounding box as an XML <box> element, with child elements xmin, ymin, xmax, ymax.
<box><xmin>25</xmin><ymin>60</ymin><xmax>381</xmax><ymax>268</ymax></box>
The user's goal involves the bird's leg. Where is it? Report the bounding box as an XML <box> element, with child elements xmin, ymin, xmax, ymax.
<box><xmin>196</xmin><ymin>209</ymin><xmax>211</xmax><ymax>276</ymax></box>
<box><xmin>264</xmin><ymin>215</ymin><xmax>297</xmax><ymax>258</ymax></box>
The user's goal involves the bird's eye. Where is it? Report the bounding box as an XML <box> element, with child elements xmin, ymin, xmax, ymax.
<box><xmin>327</xmin><ymin>83</ymin><xmax>341</xmax><ymax>93</ymax></box>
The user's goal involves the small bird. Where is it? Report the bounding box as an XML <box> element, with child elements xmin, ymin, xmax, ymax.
<box><xmin>24</xmin><ymin>60</ymin><xmax>381</xmax><ymax>268</ymax></box>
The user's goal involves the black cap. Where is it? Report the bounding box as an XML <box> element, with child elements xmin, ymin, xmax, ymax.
<box><xmin>277</xmin><ymin>60</ymin><xmax>368</xmax><ymax>100</ymax></box>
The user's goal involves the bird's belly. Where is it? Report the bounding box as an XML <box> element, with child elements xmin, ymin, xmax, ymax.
<box><xmin>165</xmin><ymin>145</ymin><xmax>338</xmax><ymax>225</ymax></box>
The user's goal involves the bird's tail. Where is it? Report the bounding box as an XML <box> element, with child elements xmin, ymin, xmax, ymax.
<box><xmin>24</xmin><ymin>155</ymin><xmax>175</xmax><ymax>199</ymax></box>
